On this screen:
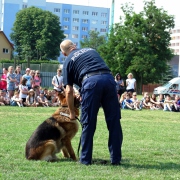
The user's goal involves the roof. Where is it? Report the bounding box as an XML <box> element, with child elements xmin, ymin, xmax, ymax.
<box><xmin>0</xmin><ymin>31</ymin><xmax>14</xmax><ymax>50</ymax></box>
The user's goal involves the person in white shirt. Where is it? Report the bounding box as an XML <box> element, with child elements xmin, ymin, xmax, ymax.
<box><xmin>126</xmin><ymin>73</ymin><xmax>136</xmax><ymax>93</ymax></box>
<box><xmin>52</xmin><ymin>68</ymin><xmax>63</xmax><ymax>92</ymax></box>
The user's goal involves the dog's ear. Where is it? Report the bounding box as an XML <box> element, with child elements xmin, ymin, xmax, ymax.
<box><xmin>57</xmin><ymin>92</ymin><xmax>67</xmax><ymax>106</ymax></box>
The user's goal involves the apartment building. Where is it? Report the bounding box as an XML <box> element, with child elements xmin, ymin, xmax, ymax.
<box><xmin>0</xmin><ymin>0</ymin><xmax>109</xmax><ymax>62</ymax></box>
<box><xmin>169</xmin><ymin>27</ymin><xmax>180</xmax><ymax>76</ymax></box>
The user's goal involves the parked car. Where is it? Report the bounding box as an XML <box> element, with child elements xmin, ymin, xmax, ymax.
<box><xmin>153</xmin><ymin>77</ymin><xmax>180</xmax><ymax>97</ymax></box>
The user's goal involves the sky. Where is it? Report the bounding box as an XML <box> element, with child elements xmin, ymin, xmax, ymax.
<box><xmin>46</xmin><ymin>0</ymin><xmax>180</xmax><ymax>27</ymax></box>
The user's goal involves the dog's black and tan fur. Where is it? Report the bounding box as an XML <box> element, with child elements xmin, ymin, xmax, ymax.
<box><xmin>25</xmin><ymin>92</ymin><xmax>80</xmax><ymax>161</ymax></box>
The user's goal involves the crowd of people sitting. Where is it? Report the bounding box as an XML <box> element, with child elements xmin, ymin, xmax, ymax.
<box><xmin>1</xmin><ymin>66</ymin><xmax>180</xmax><ymax>111</ymax></box>
<box><xmin>119</xmin><ymin>91</ymin><xmax>180</xmax><ymax>112</ymax></box>
<box><xmin>0</xmin><ymin>66</ymin><xmax>63</xmax><ymax>107</ymax></box>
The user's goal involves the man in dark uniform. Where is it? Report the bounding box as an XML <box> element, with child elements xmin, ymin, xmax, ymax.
<box><xmin>60</xmin><ymin>39</ymin><xmax>123</xmax><ymax>165</ymax></box>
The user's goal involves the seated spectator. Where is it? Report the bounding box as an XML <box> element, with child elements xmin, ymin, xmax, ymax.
<box><xmin>0</xmin><ymin>90</ymin><xmax>5</xmax><ymax>106</ymax></box>
<box><xmin>143</xmin><ymin>96</ymin><xmax>153</xmax><ymax>109</ymax></box>
<box><xmin>157</xmin><ymin>94</ymin><xmax>164</xmax><ymax>109</ymax></box>
<box><xmin>119</xmin><ymin>92</ymin><xmax>127</xmax><ymax>106</ymax></box>
<box><xmin>43</xmin><ymin>88</ymin><xmax>48</xmax><ymax>98</ymax></box>
<box><xmin>2</xmin><ymin>89</ymin><xmax>10</xmax><ymax>105</ymax></box>
<box><xmin>150</xmin><ymin>94</ymin><xmax>162</xmax><ymax>109</ymax></box>
<box><xmin>11</xmin><ymin>91</ymin><xmax>23</xmax><ymax>107</ymax></box>
<box><xmin>51</xmin><ymin>89</ymin><xmax>60</xmax><ymax>107</ymax></box>
<box><xmin>140</xmin><ymin>92</ymin><xmax>149</xmax><ymax>109</ymax></box>
<box><xmin>131</xmin><ymin>92</ymin><xmax>141</xmax><ymax>110</ymax></box>
<box><xmin>37</xmin><ymin>91</ymin><xmax>49</xmax><ymax>107</ymax></box>
<box><xmin>45</xmin><ymin>90</ymin><xmax>53</xmax><ymax>106</ymax></box>
<box><xmin>33</xmin><ymin>85</ymin><xmax>40</xmax><ymax>98</ymax></box>
<box><xmin>122</xmin><ymin>93</ymin><xmax>134</xmax><ymax>110</ymax></box>
<box><xmin>26</xmin><ymin>89</ymin><xmax>39</xmax><ymax>107</ymax></box>
<box><xmin>163</xmin><ymin>95</ymin><xmax>173</xmax><ymax>111</ymax></box>
<box><xmin>172</xmin><ymin>95</ymin><xmax>180</xmax><ymax>112</ymax></box>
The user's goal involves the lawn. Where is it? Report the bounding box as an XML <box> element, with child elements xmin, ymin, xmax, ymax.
<box><xmin>0</xmin><ymin>106</ymin><xmax>179</xmax><ymax>180</ymax></box>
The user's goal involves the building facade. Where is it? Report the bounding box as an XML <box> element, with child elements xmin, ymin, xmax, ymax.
<box><xmin>0</xmin><ymin>0</ymin><xmax>110</xmax><ymax>62</ymax></box>
<box><xmin>169</xmin><ymin>27</ymin><xmax>180</xmax><ymax>76</ymax></box>
<box><xmin>0</xmin><ymin>31</ymin><xmax>14</xmax><ymax>60</ymax></box>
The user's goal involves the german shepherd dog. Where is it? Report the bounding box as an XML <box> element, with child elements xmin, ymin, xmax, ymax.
<box><xmin>25</xmin><ymin>91</ymin><xmax>80</xmax><ymax>161</ymax></box>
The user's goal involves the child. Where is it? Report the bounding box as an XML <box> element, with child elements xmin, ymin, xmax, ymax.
<box><xmin>37</xmin><ymin>91</ymin><xmax>49</xmax><ymax>107</ymax></box>
<box><xmin>26</xmin><ymin>89</ymin><xmax>39</xmax><ymax>107</ymax></box>
<box><xmin>0</xmin><ymin>90</ymin><xmax>5</xmax><ymax>106</ymax></box>
<box><xmin>131</xmin><ymin>92</ymin><xmax>141</xmax><ymax>110</ymax></box>
<box><xmin>7</xmin><ymin>66</ymin><xmax>17</xmax><ymax>99</ymax></box>
<box><xmin>163</xmin><ymin>95</ymin><xmax>173</xmax><ymax>111</ymax></box>
<box><xmin>122</xmin><ymin>93</ymin><xmax>134</xmax><ymax>110</ymax></box>
<box><xmin>11</xmin><ymin>91</ymin><xmax>23</xmax><ymax>107</ymax></box>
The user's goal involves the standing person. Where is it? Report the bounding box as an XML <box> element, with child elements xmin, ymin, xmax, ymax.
<box><xmin>19</xmin><ymin>78</ymin><xmax>28</xmax><ymax>105</ymax></box>
<box><xmin>22</xmin><ymin>68</ymin><xmax>32</xmax><ymax>90</ymax></box>
<box><xmin>33</xmin><ymin>70</ymin><xmax>41</xmax><ymax>88</ymax></box>
<box><xmin>52</xmin><ymin>68</ymin><xmax>63</xmax><ymax>92</ymax></box>
<box><xmin>7</xmin><ymin>66</ymin><xmax>17</xmax><ymax>99</ymax></box>
<box><xmin>126</xmin><ymin>73</ymin><xmax>136</xmax><ymax>93</ymax></box>
<box><xmin>0</xmin><ymin>68</ymin><xmax>8</xmax><ymax>90</ymax></box>
<box><xmin>14</xmin><ymin>66</ymin><xmax>22</xmax><ymax>90</ymax></box>
<box><xmin>30</xmin><ymin>70</ymin><xmax>35</xmax><ymax>88</ymax></box>
<box><xmin>60</xmin><ymin>39</ymin><xmax>123</xmax><ymax>165</ymax></box>
<box><xmin>115</xmin><ymin>73</ymin><xmax>124</xmax><ymax>99</ymax></box>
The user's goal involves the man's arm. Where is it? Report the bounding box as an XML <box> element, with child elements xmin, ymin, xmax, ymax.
<box><xmin>65</xmin><ymin>85</ymin><xmax>75</xmax><ymax>120</ymax></box>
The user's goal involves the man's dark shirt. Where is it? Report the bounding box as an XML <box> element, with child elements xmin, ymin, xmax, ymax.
<box><xmin>63</xmin><ymin>48</ymin><xmax>110</xmax><ymax>87</ymax></box>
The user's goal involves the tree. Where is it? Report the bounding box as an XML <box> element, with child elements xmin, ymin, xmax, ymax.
<box><xmin>99</xmin><ymin>0</ymin><xmax>175</xmax><ymax>93</ymax></box>
<box><xmin>10</xmin><ymin>6</ymin><xmax>65</xmax><ymax>60</ymax></box>
<box><xmin>80</xmin><ymin>30</ymin><xmax>106</xmax><ymax>52</ymax></box>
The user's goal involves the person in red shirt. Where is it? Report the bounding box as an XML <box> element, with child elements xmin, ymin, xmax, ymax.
<box><xmin>0</xmin><ymin>68</ymin><xmax>8</xmax><ymax>90</ymax></box>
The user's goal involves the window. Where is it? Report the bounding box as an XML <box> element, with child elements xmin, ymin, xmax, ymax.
<box><xmin>92</xmin><ymin>12</ymin><xmax>98</xmax><ymax>16</ymax></box>
<box><xmin>101</xmin><ymin>13</ymin><xmax>107</xmax><ymax>17</ymax></box>
<box><xmin>73</xmin><ymin>26</ymin><xmax>79</xmax><ymax>31</ymax></box>
<box><xmin>83</xmin><ymin>11</ymin><xmax>88</xmax><ymax>15</ymax></box>
<box><xmin>54</xmin><ymin>8</ymin><xmax>60</xmax><ymax>13</ymax></box>
<box><xmin>82</xmin><ymin>27</ymin><xmax>88</xmax><ymax>31</ymax></box>
<box><xmin>64</xmin><ymin>9</ymin><xmax>70</xmax><ymax>14</ymax></box>
<box><xmin>64</xmin><ymin>34</ymin><xmax>69</xmax><ymax>38</ymax></box>
<box><xmin>73</xmin><ymin>18</ymin><xmax>79</xmax><ymax>23</ymax></box>
<box><xmin>176</xmin><ymin>43</ymin><xmax>179</xmax><ymax>46</ymax></box>
<box><xmin>73</xmin><ymin>10</ymin><xmax>79</xmax><ymax>14</ymax></box>
<box><xmin>63</xmin><ymin>26</ymin><xmax>69</xmax><ymax>30</ymax></box>
<box><xmin>3</xmin><ymin>48</ymin><xmax>9</xmax><ymax>53</ymax></box>
<box><xmin>101</xmin><ymin>21</ymin><xmax>107</xmax><ymax>25</ymax></box>
<box><xmin>100</xmin><ymin>28</ymin><xmax>107</xmax><ymax>32</ymax></box>
<box><xmin>82</xmin><ymin>19</ymin><xmax>88</xmax><ymax>24</ymax></box>
<box><xmin>22</xmin><ymin>4</ymin><xmax>27</xmax><ymax>9</ymax></box>
<box><xmin>92</xmin><ymin>20</ymin><xmax>98</xmax><ymax>24</ymax></box>
<box><xmin>82</xmin><ymin>35</ymin><xmax>88</xmax><ymax>39</ymax></box>
<box><xmin>64</xmin><ymin>18</ymin><xmax>69</xmax><ymax>22</ymax></box>
<box><xmin>177</xmin><ymin>29</ymin><xmax>180</xmax><ymax>33</ymax></box>
<box><xmin>91</xmin><ymin>28</ymin><xmax>97</xmax><ymax>31</ymax></box>
<box><xmin>72</xmin><ymin>34</ymin><xmax>78</xmax><ymax>38</ymax></box>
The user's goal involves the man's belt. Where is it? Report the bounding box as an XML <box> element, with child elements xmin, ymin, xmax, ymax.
<box><xmin>82</xmin><ymin>70</ymin><xmax>111</xmax><ymax>83</ymax></box>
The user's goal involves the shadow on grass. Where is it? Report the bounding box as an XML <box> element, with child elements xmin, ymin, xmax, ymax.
<box><xmin>121</xmin><ymin>158</ymin><xmax>180</xmax><ymax>170</ymax></box>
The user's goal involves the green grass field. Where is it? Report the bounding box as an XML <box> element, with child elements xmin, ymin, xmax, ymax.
<box><xmin>0</xmin><ymin>106</ymin><xmax>180</xmax><ymax>180</ymax></box>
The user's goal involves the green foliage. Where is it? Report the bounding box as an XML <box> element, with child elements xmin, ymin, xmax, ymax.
<box><xmin>10</xmin><ymin>6</ymin><xmax>65</xmax><ymax>60</ymax></box>
<box><xmin>0</xmin><ymin>107</ymin><xmax>180</xmax><ymax>179</ymax></box>
<box><xmin>80</xmin><ymin>30</ymin><xmax>106</xmax><ymax>52</ymax></box>
<box><xmin>0</xmin><ymin>59</ymin><xmax>59</xmax><ymax>64</ymax></box>
<box><xmin>99</xmin><ymin>0</ymin><xmax>175</xmax><ymax>92</ymax></box>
